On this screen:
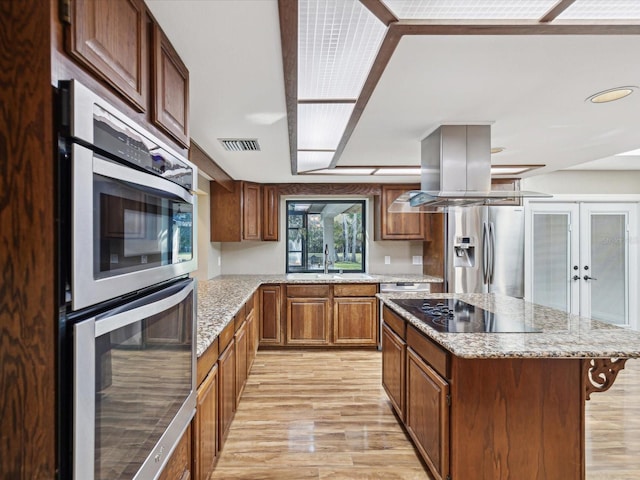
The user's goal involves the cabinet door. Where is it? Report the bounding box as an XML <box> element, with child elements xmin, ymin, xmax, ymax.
<box><xmin>157</xmin><ymin>424</ymin><xmax>191</xmax><ymax>480</ymax></box>
<box><xmin>378</xmin><ymin>185</ymin><xmax>427</xmax><ymax>240</ymax></box>
<box><xmin>406</xmin><ymin>348</ymin><xmax>450</xmax><ymax>480</ymax></box>
<box><xmin>246</xmin><ymin>311</ymin><xmax>256</xmax><ymax>373</ymax></box>
<box><xmin>242</xmin><ymin>183</ymin><xmax>262</xmax><ymax>240</ymax></box>
<box><xmin>333</xmin><ymin>297</ymin><xmax>377</xmax><ymax>345</ymax></box>
<box><xmin>286</xmin><ymin>298</ymin><xmax>330</xmax><ymax>345</ymax></box>
<box><xmin>234</xmin><ymin>320</ymin><xmax>248</xmax><ymax>407</ymax></box>
<box><xmin>382</xmin><ymin>323</ymin><xmax>406</xmax><ymax>420</ymax></box>
<box><xmin>218</xmin><ymin>340</ymin><xmax>235</xmax><ymax>446</ymax></box>
<box><xmin>152</xmin><ymin>23</ymin><xmax>189</xmax><ymax>147</ymax></box>
<box><xmin>262</xmin><ymin>185</ymin><xmax>279</xmax><ymax>241</ymax></box>
<box><xmin>260</xmin><ymin>285</ymin><xmax>282</xmax><ymax>345</ymax></box>
<box><xmin>67</xmin><ymin>0</ymin><xmax>148</xmax><ymax>111</ymax></box>
<box><xmin>193</xmin><ymin>365</ymin><xmax>218</xmax><ymax>480</ymax></box>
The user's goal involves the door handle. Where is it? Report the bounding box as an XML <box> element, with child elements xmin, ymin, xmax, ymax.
<box><xmin>482</xmin><ymin>223</ymin><xmax>488</xmax><ymax>284</ymax></box>
<box><xmin>488</xmin><ymin>222</ymin><xmax>495</xmax><ymax>284</ymax></box>
<box><xmin>572</xmin><ymin>275</ymin><xmax>580</xmax><ymax>281</ymax></box>
<box><xmin>583</xmin><ymin>275</ymin><xmax>598</xmax><ymax>281</ymax></box>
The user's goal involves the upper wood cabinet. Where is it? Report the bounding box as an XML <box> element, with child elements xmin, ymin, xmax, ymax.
<box><xmin>66</xmin><ymin>0</ymin><xmax>148</xmax><ymax>111</ymax></box>
<box><xmin>210</xmin><ymin>181</ymin><xmax>262</xmax><ymax>242</ymax></box>
<box><xmin>262</xmin><ymin>185</ymin><xmax>279</xmax><ymax>241</ymax></box>
<box><xmin>491</xmin><ymin>178</ymin><xmax>521</xmax><ymax>206</ymax></box>
<box><xmin>65</xmin><ymin>0</ymin><xmax>189</xmax><ymax>149</ymax></box>
<box><xmin>152</xmin><ymin>23</ymin><xmax>189</xmax><ymax>147</ymax></box>
<box><xmin>375</xmin><ymin>184</ymin><xmax>429</xmax><ymax>241</ymax></box>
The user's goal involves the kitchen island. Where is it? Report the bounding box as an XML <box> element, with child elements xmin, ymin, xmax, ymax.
<box><xmin>378</xmin><ymin>293</ymin><xmax>640</xmax><ymax>480</ymax></box>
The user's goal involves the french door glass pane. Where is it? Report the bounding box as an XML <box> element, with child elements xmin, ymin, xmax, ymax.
<box><xmin>533</xmin><ymin>213</ymin><xmax>569</xmax><ymax>311</ymax></box>
<box><xmin>590</xmin><ymin>214</ymin><xmax>627</xmax><ymax>325</ymax></box>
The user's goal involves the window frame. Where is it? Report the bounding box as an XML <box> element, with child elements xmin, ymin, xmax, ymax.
<box><xmin>285</xmin><ymin>199</ymin><xmax>366</xmax><ymax>274</ymax></box>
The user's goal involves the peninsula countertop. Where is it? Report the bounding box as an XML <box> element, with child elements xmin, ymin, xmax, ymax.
<box><xmin>196</xmin><ymin>273</ymin><xmax>442</xmax><ymax>357</ymax></box>
<box><xmin>378</xmin><ymin>292</ymin><xmax>640</xmax><ymax>359</ymax></box>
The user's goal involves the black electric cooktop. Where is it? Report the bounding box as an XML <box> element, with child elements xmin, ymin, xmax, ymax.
<box><xmin>390</xmin><ymin>298</ymin><xmax>541</xmax><ymax>333</ymax></box>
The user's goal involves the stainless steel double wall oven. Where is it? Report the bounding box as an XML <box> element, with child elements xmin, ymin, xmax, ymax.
<box><xmin>57</xmin><ymin>80</ymin><xmax>197</xmax><ymax>480</ymax></box>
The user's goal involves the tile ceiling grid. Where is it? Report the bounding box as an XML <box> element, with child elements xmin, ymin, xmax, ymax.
<box><xmin>557</xmin><ymin>0</ymin><xmax>640</xmax><ymax>19</ymax></box>
<box><xmin>381</xmin><ymin>0</ymin><xmax>560</xmax><ymax>19</ymax></box>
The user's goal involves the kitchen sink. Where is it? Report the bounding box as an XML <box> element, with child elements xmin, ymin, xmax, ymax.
<box><xmin>285</xmin><ymin>273</ymin><xmax>374</xmax><ymax>280</ymax></box>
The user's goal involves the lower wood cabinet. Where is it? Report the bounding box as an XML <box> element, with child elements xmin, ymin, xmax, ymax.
<box><xmin>158</xmin><ymin>424</ymin><xmax>192</xmax><ymax>480</ymax></box>
<box><xmin>286</xmin><ymin>297</ymin><xmax>331</xmax><ymax>345</ymax></box>
<box><xmin>218</xmin><ymin>340</ymin><xmax>235</xmax><ymax>445</ymax></box>
<box><xmin>246</xmin><ymin>309</ymin><xmax>257</xmax><ymax>372</ymax></box>
<box><xmin>259</xmin><ymin>285</ymin><xmax>282</xmax><ymax>345</ymax></box>
<box><xmin>406</xmin><ymin>348</ymin><xmax>450</xmax><ymax>480</ymax></box>
<box><xmin>234</xmin><ymin>320</ymin><xmax>248</xmax><ymax>406</ymax></box>
<box><xmin>192</xmin><ymin>364</ymin><xmax>218</xmax><ymax>480</ymax></box>
<box><xmin>381</xmin><ymin>323</ymin><xmax>406</xmax><ymax>420</ymax></box>
<box><xmin>333</xmin><ymin>297</ymin><xmax>378</xmax><ymax>345</ymax></box>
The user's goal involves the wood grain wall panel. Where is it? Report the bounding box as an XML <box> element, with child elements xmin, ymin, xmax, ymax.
<box><xmin>0</xmin><ymin>2</ymin><xmax>56</xmax><ymax>478</ymax></box>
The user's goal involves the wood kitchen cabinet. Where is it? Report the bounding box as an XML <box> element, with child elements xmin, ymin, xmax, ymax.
<box><xmin>218</xmin><ymin>339</ymin><xmax>235</xmax><ymax>445</ymax></box>
<box><xmin>381</xmin><ymin>323</ymin><xmax>406</xmax><ymax>420</ymax></box>
<box><xmin>262</xmin><ymin>185</ymin><xmax>279</xmax><ymax>241</ymax></box>
<box><xmin>286</xmin><ymin>285</ymin><xmax>331</xmax><ymax>345</ymax></box>
<box><xmin>210</xmin><ymin>181</ymin><xmax>262</xmax><ymax>242</ymax></box>
<box><xmin>259</xmin><ymin>285</ymin><xmax>282</xmax><ymax>345</ymax></box>
<box><xmin>234</xmin><ymin>318</ymin><xmax>248</xmax><ymax>406</ymax></box>
<box><xmin>246</xmin><ymin>294</ymin><xmax>259</xmax><ymax>372</ymax></box>
<box><xmin>66</xmin><ymin>0</ymin><xmax>148</xmax><ymax>111</ymax></box>
<box><xmin>406</xmin><ymin>348</ymin><xmax>450</xmax><ymax>480</ymax></box>
<box><xmin>375</xmin><ymin>184</ymin><xmax>429</xmax><ymax>240</ymax></box>
<box><xmin>192</xmin><ymin>364</ymin><xmax>218</xmax><ymax>480</ymax></box>
<box><xmin>157</xmin><ymin>424</ymin><xmax>192</xmax><ymax>480</ymax></box>
<box><xmin>490</xmin><ymin>178</ymin><xmax>522</xmax><ymax>206</ymax></box>
<box><xmin>332</xmin><ymin>284</ymin><xmax>378</xmax><ymax>346</ymax></box>
<box><xmin>152</xmin><ymin>22</ymin><xmax>189</xmax><ymax>147</ymax></box>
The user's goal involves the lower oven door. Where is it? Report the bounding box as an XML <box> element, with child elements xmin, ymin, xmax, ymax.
<box><xmin>72</xmin><ymin>143</ymin><xmax>196</xmax><ymax>311</ymax></box>
<box><xmin>73</xmin><ymin>278</ymin><xmax>196</xmax><ymax>480</ymax></box>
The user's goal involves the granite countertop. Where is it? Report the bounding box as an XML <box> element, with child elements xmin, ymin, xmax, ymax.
<box><xmin>378</xmin><ymin>292</ymin><xmax>640</xmax><ymax>359</ymax></box>
<box><xmin>196</xmin><ymin>273</ymin><xmax>442</xmax><ymax>357</ymax></box>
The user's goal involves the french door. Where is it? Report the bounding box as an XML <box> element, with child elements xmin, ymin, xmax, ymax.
<box><xmin>526</xmin><ymin>202</ymin><xmax>637</xmax><ymax>328</ymax></box>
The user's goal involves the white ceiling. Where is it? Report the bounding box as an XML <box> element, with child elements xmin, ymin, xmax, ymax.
<box><xmin>146</xmin><ymin>0</ymin><xmax>640</xmax><ymax>184</ymax></box>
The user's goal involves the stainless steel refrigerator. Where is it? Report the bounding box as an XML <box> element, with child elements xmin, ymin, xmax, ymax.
<box><xmin>444</xmin><ymin>206</ymin><xmax>524</xmax><ymax>297</ymax></box>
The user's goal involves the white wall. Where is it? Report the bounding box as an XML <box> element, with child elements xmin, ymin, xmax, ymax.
<box><xmin>522</xmin><ymin>170</ymin><xmax>640</xmax><ymax>194</ymax></box>
<box><xmin>220</xmin><ymin>195</ymin><xmax>424</xmax><ymax>275</ymax></box>
<box><xmin>194</xmin><ymin>176</ymin><xmax>222</xmax><ymax>280</ymax></box>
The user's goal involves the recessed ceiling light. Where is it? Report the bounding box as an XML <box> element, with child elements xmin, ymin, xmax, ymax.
<box><xmin>587</xmin><ymin>86</ymin><xmax>636</xmax><ymax>104</ymax></box>
<box><xmin>491</xmin><ymin>147</ymin><xmax>505</xmax><ymax>154</ymax></box>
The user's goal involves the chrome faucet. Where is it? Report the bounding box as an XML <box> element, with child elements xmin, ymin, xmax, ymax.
<box><xmin>324</xmin><ymin>244</ymin><xmax>331</xmax><ymax>274</ymax></box>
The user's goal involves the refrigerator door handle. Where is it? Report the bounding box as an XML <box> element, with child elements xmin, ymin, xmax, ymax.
<box><xmin>482</xmin><ymin>222</ymin><xmax>489</xmax><ymax>284</ymax></box>
<box><xmin>489</xmin><ymin>222</ymin><xmax>496</xmax><ymax>284</ymax></box>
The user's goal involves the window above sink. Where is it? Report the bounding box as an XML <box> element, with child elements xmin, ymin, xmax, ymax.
<box><xmin>286</xmin><ymin>200</ymin><xmax>366</xmax><ymax>274</ymax></box>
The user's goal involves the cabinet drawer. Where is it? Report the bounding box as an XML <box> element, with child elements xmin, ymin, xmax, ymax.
<box><xmin>383</xmin><ymin>305</ymin><xmax>406</xmax><ymax>339</ymax></box>
<box><xmin>333</xmin><ymin>283</ymin><xmax>377</xmax><ymax>297</ymax></box>
<box><xmin>196</xmin><ymin>337</ymin><xmax>218</xmax><ymax>388</ymax></box>
<box><xmin>286</xmin><ymin>284</ymin><xmax>330</xmax><ymax>298</ymax></box>
<box><xmin>407</xmin><ymin>325</ymin><xmax>450</xmax><ymax>379</ymax></box>
<box><xmin>218</xmin><ymin>320</ymin><xmax>235</xmax><ymax>352</ymax></box>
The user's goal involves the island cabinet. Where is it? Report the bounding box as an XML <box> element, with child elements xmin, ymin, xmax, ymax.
<box><xmin>381</xmin><ymin>308</ymin><xmax>407</xmax><ymax>420</ymax></box>
<box><xmin>64</xmin><ymin>0</ymin><xmax>190</xmax><ymax>147</ymax></box>
<box><xmin>375</xmin><ymin>184</ymin><xmax>430</xmax><ymax>241</ymax></box>
<box><xmin>259</xmin><ymin>284</ymin><xmax>282</xmax><ymax>345</ymax></box>
<box><xmin>332</xmin><ymin>284</ymin><xmax>378</xmax><ymax>346</ymax></box>
<box><xmin>286</xmin><ymin>285</ymin><xmax>331</xmax><ymax>345</ymax></box>
<box><xmin>382</xmin><ymin>304</ymin><xmax>586</xmax><ymax>480</ymax></box>
<box><xmin>210</xmin><ymin>181</ymin><xmax>262</xmax><ymax>242</ymax></box>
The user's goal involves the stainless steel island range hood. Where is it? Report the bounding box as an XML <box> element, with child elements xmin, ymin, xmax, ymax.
<box><xmin>389</xmin><ymin>125</ymin><xmax>550</xmax><ymax>212</ymax></box>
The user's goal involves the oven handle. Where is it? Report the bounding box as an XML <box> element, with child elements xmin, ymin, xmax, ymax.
<box><xmin>93</xmin><ymin>156</ymin><xmax>194</xmax><ymax>205</ymax></box>
<box><xmin>92</xmin><ymin>278</ymin><xmax>194</xmax><ymax>337</ymax></box>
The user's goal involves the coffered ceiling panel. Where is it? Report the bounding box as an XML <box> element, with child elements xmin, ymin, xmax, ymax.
<box><xmin>381</xmin><ymin>0</ymin><xmax>558</xmax><ymax>20</ymax></box>
<box><xmin>557</xmin><ymin>1</ymin><xmax>640</xmax><ymax>19</ymax></box>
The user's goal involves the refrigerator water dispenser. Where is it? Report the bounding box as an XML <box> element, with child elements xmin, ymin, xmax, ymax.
<box><xmin>454</xmin><ymin>237</ymin><xmax>475</xmax><ymax>268</ymax></box>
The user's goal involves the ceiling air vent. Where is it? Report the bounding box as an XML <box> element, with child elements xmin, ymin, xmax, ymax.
<box><xmin>219</xmin><ymin>138</ymin><xmax>261</xmax><ymax>152</ymax></box>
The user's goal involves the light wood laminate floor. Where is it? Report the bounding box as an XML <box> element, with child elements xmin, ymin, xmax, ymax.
<box><xmin>213</xmin><ymin>350</ymin><xmax>640</xmax><ymax>479</ymax></box>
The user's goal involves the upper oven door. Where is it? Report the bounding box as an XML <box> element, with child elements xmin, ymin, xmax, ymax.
<box><xmin>72</xmin><ymin>143</ymin><xmax>195</xmax><ymax>310</ymax></box>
